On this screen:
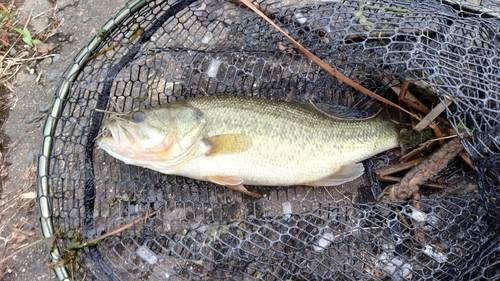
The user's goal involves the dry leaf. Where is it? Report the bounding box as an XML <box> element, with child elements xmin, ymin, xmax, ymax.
<box><xmin>21</xmin><ymin>191</ymin><xmax>36</xmax><ymax>199</ymax></box>
<box><xmin>35</xmin><ymin>43</ymin><xmax>57</xmax><ymax>54</ymax></box>
<box><xmin>12</xmin><ymin>242</ymin><xmax>29</xmax><ymax>250</ymax></box>
<box><xmin>9</xmin><ymin>234</ymin><xmax>28</xmax><ymax>246</ymax></box>
<box><xmin>20</xmin><ymin>230</ymin><xmax>36</xmax><ymax>237</ymax></box>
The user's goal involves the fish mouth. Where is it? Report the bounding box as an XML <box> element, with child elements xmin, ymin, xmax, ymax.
<box><xmin>98</xmin><ymin>119</ymin><xmax>137</xmax><ymax>149</ymax></box>
<box><xmin>96</xmin><ymin>118</ymin><xmax>193</xmax><ymax>168</ymax></box>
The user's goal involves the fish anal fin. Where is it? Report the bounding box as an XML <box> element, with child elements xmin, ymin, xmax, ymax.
<box><xmin>225</xmin><ymin>184</ymin><xmax>262</xmax><ymax>198</ymax></box>
<box><xmin>204</xmin><ymin>134</ymin><xmax>252</xmax><ymax>156</ymax></box>
<box><xmin>306</xmin><ymin>163</ymin><xmax>364</xmax><ymax>186</ymax></box>
<box><xmin>206</xmin><ymin>175</ymin><xmax>261</xmax><ymax>198</ymax></box>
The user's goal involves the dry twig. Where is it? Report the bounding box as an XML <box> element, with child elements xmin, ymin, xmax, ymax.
<box><xmin>377</xmin><ymin>138</ymin><xmax>463</xmax><ymax>201</ymax></box>
<box><xmin>413</xmin><ymin>95</ymin><xmax>453</xmax><ymax>132</ymax></box>
<box><xmin>72</xmin><ymin>211</ymin><xmax>157</xmax><ymax>249</ymax></box>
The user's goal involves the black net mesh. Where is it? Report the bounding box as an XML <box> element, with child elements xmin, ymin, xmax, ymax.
<box><xmin>37</xmin><ymin>0</ymin><xmax>500</xmax><ymax>280</ymax></box>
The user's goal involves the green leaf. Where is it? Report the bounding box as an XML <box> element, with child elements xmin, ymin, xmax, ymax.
<box><xmin>22</xmin><ymin>36</ymin><xmax>33</xmax><ymax>47</ymax></box>
<box><xmin>23</xmin><ymin>28</ymin><xmax>32</xmax><ymax>40</ymax></box>
<box><xmin>0</xmin><ymin>10</ymin><xmax>12</xmax><ymax>21</ymax></box>
<box><xmin>9</xmin><ymin>25</ymin><xmax>24</xmax><ymax>35</ymax></box>
<box><xmin>41</xmin><ymin>235</ymin><xmax>56</xmax><ymax>251</ymax></box>
<box><xmin>9</xmin><ymin>26</ymin><xmax>38</xmax><ymax>47</ymax></box>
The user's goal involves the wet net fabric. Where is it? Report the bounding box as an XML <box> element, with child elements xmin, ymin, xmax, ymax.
<box><xmin>37</xmin><ymin>0</ymin><xmax>500</xmax><ymax>280</ymax></box>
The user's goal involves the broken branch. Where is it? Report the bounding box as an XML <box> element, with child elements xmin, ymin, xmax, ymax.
<box><xmin>377</xmin><ymin>138</ymin><xmax>463</xmax><ymax>201</ymax></box>
<box><xmin>413</xmin><ymin>96</ymin><xmax>453</xmax><ymax>132</ymax></box>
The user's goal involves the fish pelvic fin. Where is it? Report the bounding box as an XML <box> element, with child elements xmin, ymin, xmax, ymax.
<box><xmin>207</xmin><ymin>174</ymin><xmax>244</xmax><ymax>185</ymax></box>
<box><xmin>206</xmin><ymin>175</ymin><xmax>262</xmax><ymax>198</ymax></box>
<box><xmin>306</xmin><ymin>163</ymin><xmax>364</xmax><ymax>186</ymax></box>
<box><xmin>203</xmin><ymin>134</ymin><xmax>252</xmax><ymax>156</ymax></box>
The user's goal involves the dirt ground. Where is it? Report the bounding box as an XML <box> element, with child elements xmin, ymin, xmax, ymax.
<box><xmin>0</xmin><ymin>0</ymin><xmax>127</xmax><ymax>280</ymax></box>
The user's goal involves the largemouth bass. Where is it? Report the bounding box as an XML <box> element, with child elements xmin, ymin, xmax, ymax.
<box><xmin>97</xmin><ymin>96</ymin><xmax>399</xmax><ymax>198</ymax></box>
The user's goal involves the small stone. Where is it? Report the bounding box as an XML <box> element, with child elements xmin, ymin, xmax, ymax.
<box><xmin>282</xmin><ymin>202</ymin><xmax>292</xmax><ymax>220</ymax></box>
<box><xmin>82</xmin><ymin>16</ymin><xmax>90</xmax><ymax>23</ymax></box>
<box><xmin>27</xmin><ymin>153</ymin><xmax>35</xmax><ymax>163</ymax></box>
<box><xmin>52</xmin><ymin>54</ymin><xmax>61</xmax><ymax>62</ymax></box>
<box><xmin>294</xmin><ymin>13</ymin><xmax>307</xmax><ymax>24</ymax></box>
<box><xmin>9</xmin><ymin>48</ymin><xmax>16</xmax><ymax>56</ymax></box>
<box><xmin>263</xmin><ymin>211</ymin><xmax>275</xmax><ymax>218</ymax></box>
<box><xmin>58</xmin><ymin>0</ymin><xmax>78</xmax><ymax>10</ymax></box>
<box><xmin>39</xmin><ymin>57</ymin><xmax>52</xmax><ymax>66</ymax></box>
<box><xmin>24</xmin><ymin>114</ymin><xmax>43</xmax><ymax>124</ymax></box>
<box><xmin>313</xmin><ymin>233</ymin><xmax>335</xmax><ymax>251</ymax></box>
<box><xmin>136</xmin><ymin>246</ymin><xmax>158</xmax><ymax>265</ymax></box>
<box><xmin>207</xmin><ymin>59</ymin><xmax>221</xmax><ymax>78</ymax></box>
<box><xmin>39</xmin><ymin>104</ymin><xmax>51</xmax><ymax>113</ymax></box>
<box><xmin>201</xmin><ymin>32</ymin><xmax>213</xmax><ymax>44</ymax></box>
<box><xmin>69</xmin><ymin>35</ymin><xmax>74</xmax><ymax>42</ymax></box>
<box><xmin>15</xmin><ymin>71</ymin><xmax>34</xmax><ymax>87</ymax></box>
<box><xmin>48</xmin><ymin>71</ymin><xmax>58</xmax><ymax>81</ymax></box>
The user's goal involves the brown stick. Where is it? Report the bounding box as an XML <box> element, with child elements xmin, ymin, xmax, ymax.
<box><xmin>429</xmin><ymin>123</ymin><xmax>446</xmax><ymax>146</ymax></box>
<box><xmin>0</xmin><ymin>239</ymin><xmax>43</xmax><ymax>265</ymax></box>
<box><xmin>459</xmin><ymin>151</ymin><xmax>475</xmax><ymax>170</ymax></box>
<box><xmin>413</xmin><ymin>96</ymin><xmax>453</xmax><ymax>132</ymax></box>
<box><xmin>398</xmin><ymin>81</ymin><xmax>410</xmax><ymax>124</ymax></box>
<box><xmin>376</xmin><ymin>157</ymin><xmax>425</xmax><ymax>178</ymax></box>
<box><xmin>376</xmin><ymin>175</ymin><xmax>447</xmax><ymax>190</ymax></box>
<box><xmin>380</xmin><ymin>76</ymin><xmax>449</xmax><ymax>125</ymax></box>
<box><xmin>399</xmin><ymin>139</ymin><xmax>439</xmax><ymax>163</ymax></box>
<box><xmin>229</xmin><ymin>0</ymin><xmax>327</xmax><ymax>39</ymax></box>
<box><xmin>412</xmin><ymin>192</ymin><xmax>427</xmax><ymax>243</ymax></box>
<box><xmin>72</xmin><ymin>211</ymin><xmax>157</xmax><ymax>249</ymax></box>
<box><xmin>377</xmin><ymin>138</ymin><xmax>463</xmax><ymax>201</ymax></box>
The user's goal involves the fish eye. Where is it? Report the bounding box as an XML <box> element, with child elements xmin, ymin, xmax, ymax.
<box><xmin>131</xmin><ymin>110</ymin><xmax>146</xmax><ymax>123</ymax></box>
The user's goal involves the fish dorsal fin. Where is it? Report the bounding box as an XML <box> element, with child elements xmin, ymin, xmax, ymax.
<box><xmin>204</xmin><ymin>134</ymin><xmax>252</xmax><ymax>156</ymax></box>
<box><xmin>308</xmin><ymin>100</ymin><xmax>380</xmax><ymax>120</ymax></box>
<box><xmin>306</xmin><ymin>163</ymin><xmax>364</xmax><ymax>186</ymax></box>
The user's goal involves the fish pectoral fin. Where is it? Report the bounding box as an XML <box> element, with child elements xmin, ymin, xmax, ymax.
<box><xmin>206</xmin><ymin>175</ymin><xmax>262</xmax><ymax>198</ymax></box>
<box><xmin>203</xmin><ymin>134</ymin><xmax>252</xmax><ymax>156</ymax></box>
<box><xmin>306</xmin><ymin>163</ymin><xmax>364</xmax><ymax>186</ymax></box>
